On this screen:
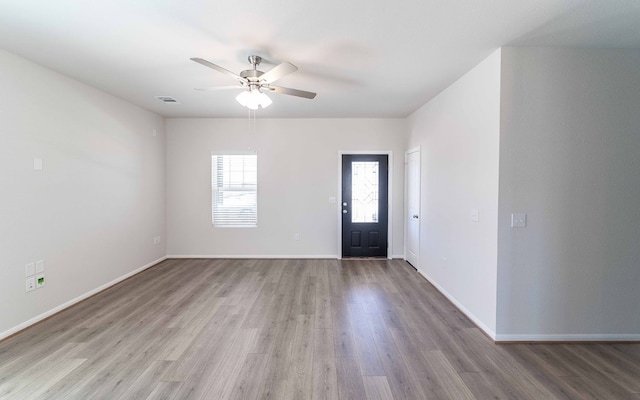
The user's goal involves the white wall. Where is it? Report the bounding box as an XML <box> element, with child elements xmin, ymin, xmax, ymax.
<box><xmin>0</xmin><ymin>49</ymin><xmax>166</xmax><ymax>339</ymax></box>
<box><xmin>166</xmin><ymin>118</ymin><xmax>406</xmax><ymax>258</ymax></box>
<box><xmin>407</xmin><ymin>50</ymin><xmax>501</xmax><ymax>336</ymax></box>
<box><xmin>497</xmin><ymin>47</ymin><xmax>640</xmax><ymax>340</ymax></box>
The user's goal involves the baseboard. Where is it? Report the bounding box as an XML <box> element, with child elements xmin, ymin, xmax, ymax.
<box><xmin>416</xmin><ymin>268</ymin><xmax>497</xmax><ymax>340</ymax></box>
<box><xmin>166</xmin><ymin>254</ymin><xmax>339</xmax><ymax>259</ymax></box>
<box><xmin>495</xmin><ymin>333</ymin><xmax>640</xmax><ymax>342</ymax></box>
<box><xmin>0</xmin><ymin>256</ymin><xmax>167</xmax><ymax>342</ymax></box>
<box><xmin>415</xmin><ymin>269</ymin><xmax>639</xmax><ymax>343</ymax></box>
<box><xmin>167</xmin><ymin>255</ymin><xmax>404</xmax><ymax>260</ymax></box>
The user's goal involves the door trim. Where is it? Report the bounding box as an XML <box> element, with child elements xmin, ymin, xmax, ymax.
<box><xmin>404</xmin><ymin>146</ymin><xmax>420</xmax><ymax>268</ymax></box>
<box><xmin>338</xmin><ymin>150</ymin><xmax>393</xmax><ymax>260</ymax></box>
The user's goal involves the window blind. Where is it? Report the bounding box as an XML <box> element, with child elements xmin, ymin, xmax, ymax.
<box><xmin>211</xmin><ymin>154</ymin><xmax>257</xmax><ymax>227</ymax></box>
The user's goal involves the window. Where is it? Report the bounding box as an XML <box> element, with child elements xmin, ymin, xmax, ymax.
<box><xmin>351</xmin><ymin>161</ymin><xmax>379</xmax><ymax>223</ymax></box>
<box><xmin>211</xmin><ymin>154</ymin><xmax>257</xmax><ymax>227</ymax></box>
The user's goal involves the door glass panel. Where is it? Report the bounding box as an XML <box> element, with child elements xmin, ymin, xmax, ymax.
<box><xmin>351</xmin><ymin>161</ymin><xmax>379</xmax><ymax>223</ymax></box>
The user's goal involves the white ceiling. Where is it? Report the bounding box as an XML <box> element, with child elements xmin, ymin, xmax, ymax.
<box><xmin>1</xmin><ymin>0</ymin><xmax>639</xmax><ymax>118</ymax></box>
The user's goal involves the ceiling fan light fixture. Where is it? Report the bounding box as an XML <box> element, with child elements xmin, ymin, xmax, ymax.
<box><xmin>192</xmin><ymin>56</ymin><xmax>316</xmax><ymax>108</ymax></box>
<box><xmin>236</xmin><ymin>88</ymin><xmax>272</xmax><ymax>110</ymax></box>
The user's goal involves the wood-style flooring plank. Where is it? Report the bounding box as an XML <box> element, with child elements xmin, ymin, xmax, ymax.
<box><xmin>362</xmin><ymin>376</ymin><xmax>395</xmax><ymax>400</ymax></box>
<box><xmin>0</xmin><ymin>258</ymin><xmax>638</xmax><ymax>400</ymax></box>
<box><xmin>262</xmin><ymin>319</ymin><xmax>297</xmax><ymax>381</ymax></box>
<box><xmin>312</xmin><ymin>328</ymin><xmax>339</xmax><ymax>400</ymax></box>
<box><xmin>315</xmin><ymin>262</ymin><xmax>334</xmax><ymax>330</ymax></box>
<box><xmin>257</xmin><ymin>379</ymin><xmax>288</xmax><ymax>400</ymax></box>
<box><xmin>228</xmin><ymin>353</ymin><xmax>269</xmax><ymax>400</ymax></box>
<box><xmin>505</xmin><ymin>344</ymin><xmax>596</xmax><ymax>399</ymax></box>
<box><xmin>458</xmin><ymin>371</ymin><xmax>511</xmax><ymax>400</ymax></box>
<box><xmin>0</xmin><ymin>342</ymin><xmax>83</xmax><ymax>398</ymax></box>
<box><xmin>161</xmin><ymin>308</ymin><xmax>242</xmax><ymax>382</ymax></box>
<box><xmin>366</xmin><ymin>312</ymin><xmax>426</xmax><ymax>400</ymax></box>
<box><xmin>144</xmin><ymin>381</ymin><xmax>184</xmax><ymax>400</ymax></box>
<box><xmin>542</xmin><ymin>344</ymin><xmax>636</xmax><ymax>399</ymax></box>
<box><xmin>282</xmin><ymin>314</ymin><xmax>314</xmax><ymax>400</ymax></box>
<box><xmin>455</xmin><ymin>328</ymin><xmax>563</xmax><ymax>400</ymax></box>
<box><xmin>336</xmin><ymin>356</ymin><xmax>367</xmax><ymax>400</ymax></box>
<box><xmin>332</xmin><ymin>297</ymin><xmax>357</xmax><ymax>357</ymax></box>
<box><xmin>6</xmin><ymin>358</ymin><xmax>86</xmax><ymax>399</ymax></box>
<box><xmin>197</xmin><ymin>328</ymin><xmax>259</xmax><ymax>400</ymax></box>
<box><xmin>565</xmin><ymin>344</ymin><xmax>640</xmax><ymax>393</ymax></box>
<box><xmin>421</xmin><ymin>350</ymin><xmax>476</xmax><ymax>400</ymax></box>
<box><xmin>116</xmin><ymin>360</ymin><xmax>175</xmax><ymax>400</ymax></box>
<box><xmin>347</xmin><ymin>303</ymin><xmax>385</xmax><ymax>376</ymax></box>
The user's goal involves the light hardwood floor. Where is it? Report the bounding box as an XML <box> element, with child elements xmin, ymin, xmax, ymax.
<box><xmin>1</xmin><ymin>258</ymin><xmax>639</xmax><ymax>399</ymax></box>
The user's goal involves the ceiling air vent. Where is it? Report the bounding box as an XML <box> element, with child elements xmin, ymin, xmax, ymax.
<box><xmin>155</xmin><ymin>96</ymin><xmax>179</xmax><ymax>104</ymax></box>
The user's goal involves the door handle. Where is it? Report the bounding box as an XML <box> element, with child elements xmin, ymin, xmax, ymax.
<box><xmin>413</xmin><ymin>215</ymin><xmax>419</xmax><ymax>219</ymax></box>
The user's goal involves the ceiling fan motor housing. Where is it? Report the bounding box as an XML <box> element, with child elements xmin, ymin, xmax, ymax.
<box><xmin>240</xmin><ymin>69</ymin><xmax>264</xmax><ymax>81</ymax></box>
<box><xmin>241</xmin><ymin>55</ymin><xmax>265</xmax><ymax>83</ymax></box>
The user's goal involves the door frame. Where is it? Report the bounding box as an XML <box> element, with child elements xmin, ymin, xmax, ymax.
<box><xmin>338</xmin><ymin>150</ymin><xmax>393</xmax><ymax>260</ymax></box>
<box><xmin>404</xmin><ymin>146</ymin><xmax>421</xmax><ymax>268</ymax></box>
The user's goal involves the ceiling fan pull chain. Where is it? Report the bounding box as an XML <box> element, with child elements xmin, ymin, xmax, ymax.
<box><xmin>252</xmin><ymin>109</ymin><xmax>256</xmax><ymax>137</ymax></box>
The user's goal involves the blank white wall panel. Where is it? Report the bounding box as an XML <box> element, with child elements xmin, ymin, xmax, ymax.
<box><xmin>0</xmin><ymin>49</ymin><xmax>166</xmax><ymax>338</ymax></box>
<box><xmin>497</xmin><ymin>47</ymin><xmax>640</xmax><ymax>339</ymax></box>
<box><xmin>166</xmin><ymin>118</ymin><xmax>406</xmax><ymax>258</ymax></box>
<box><xmin>407</xmin><ymin>50</ymin><xmax>502</xmax><ymax>337</ymax></box>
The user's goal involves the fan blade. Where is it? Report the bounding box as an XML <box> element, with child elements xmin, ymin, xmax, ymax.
<box><xmin>267</xmin><ymin>85</ymin><xmax>317</xmax><ymax>99</ymax></box>
<box><xmin>260</xmin><ymin>62</ymin><xmax>298</xmax><ymax>84</ymax></box>
<box><xmin>190</xmin><ymin>58</ymin><xmax>247</xmax><ymax>83</ymax></box>
<box><xmin>195</xmin><ymin>86</ymin><xmax>244</xmax><ymax>91</ymax></box>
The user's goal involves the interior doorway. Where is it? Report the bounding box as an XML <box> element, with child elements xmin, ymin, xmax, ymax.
<box><xmin>405</xmin><ymin>147</ymin><xmax>420</xmax><ymax>267</ymax></box>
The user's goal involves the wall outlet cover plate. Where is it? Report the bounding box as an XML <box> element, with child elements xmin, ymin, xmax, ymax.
<box><xmin>511</xmin><ymin>213</ymin><xmax>527</xmax><ymax>228</ymax></box>
<box><xmin>26</xmin><ymin>277</ymin><xmax>35</xmax><ymax>292</ymax></box>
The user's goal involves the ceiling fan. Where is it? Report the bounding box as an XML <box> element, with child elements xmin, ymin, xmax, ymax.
<box><xmin>191</xmin><ymin>55</ymin><xmax>317</xmax><ymax>110</ymax></box>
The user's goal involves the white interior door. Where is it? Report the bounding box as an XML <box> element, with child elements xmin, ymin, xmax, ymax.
<box><xmin>406</xmin><ymin>148</ymin><xmax>420</xmax><ymax>267</ymax></box>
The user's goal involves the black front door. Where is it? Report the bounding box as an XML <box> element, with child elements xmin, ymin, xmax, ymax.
<box><xmin>342</xmin><ymin>154</ymin><xmax>388</xmax><ymax>257</ymax></box>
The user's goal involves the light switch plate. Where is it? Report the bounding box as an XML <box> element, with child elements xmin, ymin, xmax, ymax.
<box><xmin>35</xmin><ymin>260</ymin><xmax>44</xmax><ymax>273</ymax></box>
<box><xmin>511</xmin><ymin>213</ymin><xmax>527</xmax><ymax>228</ymax></box>
<box><xmin>470</xmin><ymin>209</ymin><xmax>479</xmax><ymax>222</ymax></box>
<box><xmin>25</xmin><ymin>263</ymin><xmax>35</xmax><ymax>277</ymax></box>
<box><xmin>328</xmin><ymin>196</ymin><xmax>336</xmax><ymax>204</ymax></box>
<box><xmin>33</xmin><ymin>158</ymin><xmax>43</xmax><ymax>171</ymax></box>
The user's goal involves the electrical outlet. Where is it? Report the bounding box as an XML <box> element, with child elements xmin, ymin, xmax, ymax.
<box><xmin>25</xmin><ymin>263</ymin><xmax>35</xmax><ymax>277</ymax></box>
<box><xmin>511</xmin><ymin>213</ymin><xmax>527</xmax><ymax>228</ymax></box>
<box><xmin>153</xmin><ymin>236</ymin><xmax>161</xmax><ymax>245</ymax></box>
<box><xmin>26</xmin><ymin>277</ymin><xmax>35</xmax><ymax>292</ymax></box>
<box><xmin>35</xmin><ymin>274</ymin><xmax>45</xmax><ymax>288</ymax></box>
